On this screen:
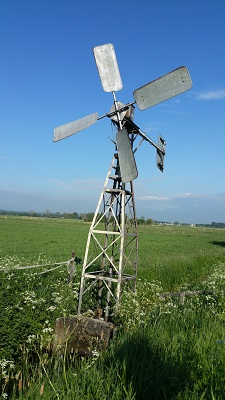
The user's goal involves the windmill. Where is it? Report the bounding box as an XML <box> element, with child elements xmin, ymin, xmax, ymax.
<box><xmin>54</xmin><ymin>43</ymin><xmax>192</xmax><ymax>321</ymax></box>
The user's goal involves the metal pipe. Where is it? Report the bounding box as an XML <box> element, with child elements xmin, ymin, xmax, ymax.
<box><xmin>112</xmin><ymin>91</ymin><xmax>123</xmax><ymax>130</ymax></box>
<box><xmin>97</xmin><ymin>102</ymin><xmax>135</xmax><ymax>121</ymax></box>
<box><xmin>125</xmin><ymin>118</ymin><xmax>166</xmax><ymax>155</ymax></box>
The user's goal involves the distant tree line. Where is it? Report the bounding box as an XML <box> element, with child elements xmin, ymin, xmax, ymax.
<box><xmin>196</xmin><ymin>222</ymin><xmax>225</xmax><ymax>229</ymax></box>
<box><xmin>154</xmin><ymin>220</ymin><xmax>225</xmax><ymax>229</ymax></box>
<box><xmin>0</xmin><ymin>209</ymin><xmax>96</xmax><ymax>222</ymax></box>
<box><xmin>0</xmin><ymin>210</ymin><xmax>224</xmax><ymax>228</ymax></box>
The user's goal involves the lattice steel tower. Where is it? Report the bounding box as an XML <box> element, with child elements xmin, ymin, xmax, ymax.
<box><xmin>53</xmin><ymin>43</ymin><xmax>192</xmax><ymax>320</ymax></box>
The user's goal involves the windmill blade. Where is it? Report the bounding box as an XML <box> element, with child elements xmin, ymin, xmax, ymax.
<box><xmin>54</xmin><ymin>112</ymin><xmax>98</xmax><ymax>142</ymax></box>
<box><xmin>133</xmin><ymin>66</ymin><xmax>192</xmax><ymax>110</ymax></box>
<box><xmin>116</xmin><ymin>128</ymin><xmax>138</xmax><ymax>183</ymax></box>
<box><xmin>93</xmin><ymin>43</ymin><xmax>123</xmax><ymax>93</ymax></box>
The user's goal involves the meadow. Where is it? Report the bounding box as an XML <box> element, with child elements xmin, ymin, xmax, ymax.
<box><xmin>0</xmin><ymin>215</ymin><xmax>225</xmax><ymax>399</ymax></box>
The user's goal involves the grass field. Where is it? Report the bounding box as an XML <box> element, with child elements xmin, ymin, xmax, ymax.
<box><xmin>0</xmin><ymin>216</ymin><xmax>225</xmax><ymax>399</ymax></box>
<box><xmin>0</xmin><ymin>216</ymin><xmax>88</xmax><ymax>262</ymax></box>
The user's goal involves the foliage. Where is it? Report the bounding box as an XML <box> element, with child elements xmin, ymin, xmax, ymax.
<box><xmin>0</xmin><ymin>255</ymin><xmax>80</xmax><ymax>360</ymax></box>
<box><xmin>0</xmin><ymin>217</ymin><xmax>225</xmax><ymax>399</ymax></box>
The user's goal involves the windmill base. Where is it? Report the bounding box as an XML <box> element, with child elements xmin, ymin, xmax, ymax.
<box><xmin>54</xmin><ymin>316</ymin><xmax>115</xmax><ymax>356</ymax></box>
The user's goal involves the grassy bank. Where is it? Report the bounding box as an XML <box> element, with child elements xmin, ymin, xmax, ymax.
<box><xmin>0</xmin><ymin>216</ymin><xmax>225</xmax><ymax>399</ymax></box>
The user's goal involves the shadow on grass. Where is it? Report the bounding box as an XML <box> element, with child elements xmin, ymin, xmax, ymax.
<box><xmin>210</xmin><ymin>241</ymin><xmax>225</xmax><ymax>247</ymax></box>
<box><xmin>105</xmin><ymin>328</ymin><xmax>190</xmax><ymax>400</ymax></box>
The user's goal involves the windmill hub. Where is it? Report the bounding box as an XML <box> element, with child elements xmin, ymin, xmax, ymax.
<box><xmin>109</xmin><ymin>102</ymin><xmax>135</xmax><ymax>125</ymax></box>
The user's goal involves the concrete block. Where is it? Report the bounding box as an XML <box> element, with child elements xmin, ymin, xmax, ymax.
<box><xmin>54</xmin><ymin>315</ymin><xmax>115</xmax><ymax>356</ymax></box>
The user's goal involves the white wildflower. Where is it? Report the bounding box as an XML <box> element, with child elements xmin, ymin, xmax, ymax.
<box><xmin>26</xmin><ymin>334</ymin><xmax>36</xmax><ymax>344</ymax></box>
<box><xmin>42</xmin><ymin>327</ymin><xmax>53</xmax><ymax>334</ymax></box>
<box><xmin>46</xmin><ymin>305</ymin><xmax>56</xmax><ymax>311</ymax></box>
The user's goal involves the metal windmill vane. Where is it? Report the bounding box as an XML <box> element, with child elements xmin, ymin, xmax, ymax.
<box><xmin>54</xmin><ymin>43</ymin><xmax>192</xmax><ymax>320</ymax></box>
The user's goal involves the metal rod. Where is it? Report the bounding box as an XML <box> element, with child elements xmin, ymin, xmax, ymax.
<box><xmin>125</xmin><ymin>118</ymin><xmax>166</xmax><ymax>155</ymax></box>
<box><xmin>97</xmin><ymin>101</ymin><xmax>135</xmax><ymax>121</ymax></box>
<box><xmin>112</xmin><ymin>91</ymin><xmax>123</xmax><ymax>129</ymax></box>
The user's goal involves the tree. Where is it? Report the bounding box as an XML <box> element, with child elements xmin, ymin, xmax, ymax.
<box><xmin>85</xmin><ymin>212</ymin><xmax>95</xmax><ymax>222</ymax></box>
<box><xmin>53</xmin><ymin>212</ymin><xmax>62</xmax><ymax>218</ymax></box>
<box><xmin>44</xmin><ymin>209</ymin><xmax>52</xmax><ymax>218</ymax></box>
<box><xmin>29</xmin><ymin>210</ymin><xmax>37</xmax><ymax>217</ymax></box>
<box><xmin>137</xmin><ymin>217</ymin><xmax>145</xmax><ymax>225</ymax></box>
<box><xmin>146</xmin><ymin>218</ymin><xmax>153</xmax><ymax>225</ymax></box>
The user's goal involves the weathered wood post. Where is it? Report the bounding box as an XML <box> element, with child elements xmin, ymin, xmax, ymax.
<box><xmin>68</xmin><ymin>250</ymin><xmax>75</xmax><ymax>285</ymax></box>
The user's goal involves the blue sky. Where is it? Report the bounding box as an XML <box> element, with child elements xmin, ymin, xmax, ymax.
<box><xmin>0</xmin><ymin>0</ymin><xmax>225</xmax><ymax>224</ymax></box>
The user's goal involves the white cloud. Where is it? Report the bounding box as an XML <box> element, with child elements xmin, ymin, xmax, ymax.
<box><xmin>1</xmin><ymin>186</ymin><xmax>224</xmax><ymax>224</ymax></box>
<box><xmin>136</xmin><ymin>192</ymin><xmax>225</xmax><ymax>223</ymax></box>
<box><xmin>138</xmin><ymin>195</ymin><xmax>169</xmax><ymax>201</ymax></box>
<box><xmin>138</xmin><ymin>192</ymin><xmax>193</xmax><ymax>202</ymax></box>
<box><xmin>48</xmin><ymin>178</ymin><xmax>103</xmax><ymax>192</ymax></box>
<box><xmin>196</xmin><ymin>90</ymin><xmax>225</xmax><ymax>100</ymax></box>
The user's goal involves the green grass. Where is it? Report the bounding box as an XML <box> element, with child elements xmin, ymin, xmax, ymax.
<box><xmin>0</xmin><ymin>216</ymin><xmax>225</xmax><ymax>399</ymax></box>
<box><xmin>138</xmin><ymin>224</ymin><xmax>225</xmax><ymax>290</ymax></box>
<box><xmin>0</xmin><ymin>216</ymin><xmax>89</xmax><ymax>262</ymax></box>
<box><xmin>1</xmin><ymin>216</ymin><xmax>224</xmax><ymax>287</ymax></box>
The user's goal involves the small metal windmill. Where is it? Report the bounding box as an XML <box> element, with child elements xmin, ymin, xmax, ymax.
<box><xmin>54</xmin><ymin>43</ymin><xmax>192</xmax><ymax>320</ymax></box>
